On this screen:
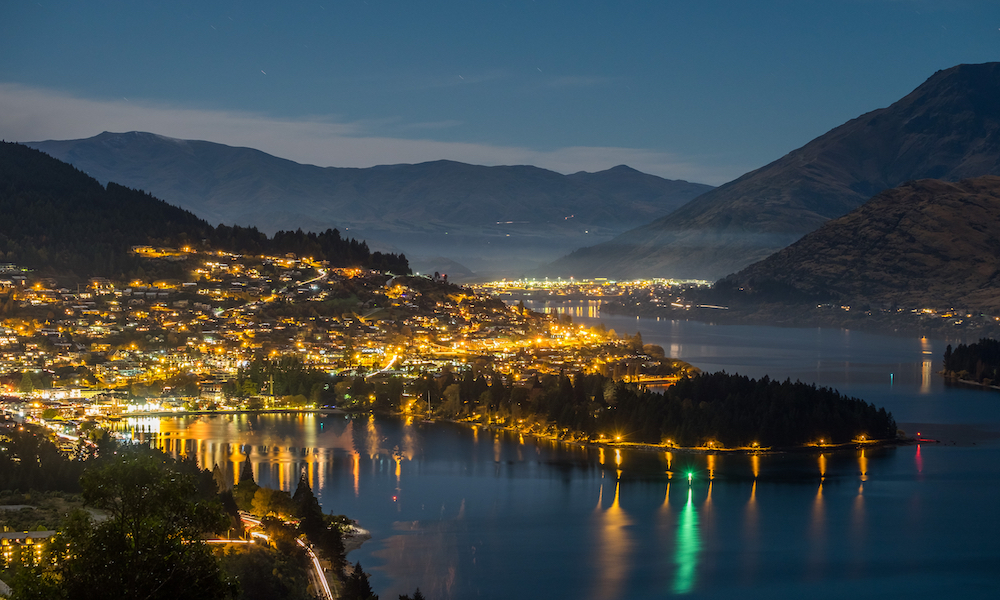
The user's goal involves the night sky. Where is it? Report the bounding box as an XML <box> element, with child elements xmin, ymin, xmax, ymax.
<box><xmin>2</xmin><ymin>0</ymin><xmax>999</xmax><ymax>184</ymax></box>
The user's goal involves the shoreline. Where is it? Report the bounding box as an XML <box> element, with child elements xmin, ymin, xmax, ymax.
<box><xmin>111</xmin><ymin>407</ymin><xmax>347</xmax><ymax>418</ymax></box>
<box><xmin>342</xmin><ymin>526</ymin><xmax>371</xmax><ymax>556</ymax></box>
<box><xmin>599</xmin><ymin>305</ymin><xmax>999</xmax><ymax>341</ymax></box>
<box><xmin>943</xmin><ymin>377</ymin><xmax>1000</xmax><ymax>392</ymax></box>
<box><xmin>390</xmin><ymin>412</ymin><xmax>906</xmax><ymax>456</ymax></box>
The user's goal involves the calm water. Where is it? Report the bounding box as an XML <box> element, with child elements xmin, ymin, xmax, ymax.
<box><xmin>132</xmin><ymin>317</ymin><xmax>1000</xmax><ymax>599</ymax></box>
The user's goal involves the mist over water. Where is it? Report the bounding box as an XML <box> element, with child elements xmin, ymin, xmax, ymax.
<box><xmin>133</xmin><ymin>309</ymin><xmax>1000</xmax><ymax>599</ymax></box>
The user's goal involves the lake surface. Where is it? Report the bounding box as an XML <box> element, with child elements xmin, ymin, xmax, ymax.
<box><xmin>130</xmin><ymin>315</ymin><xmax>1000</xmax><ymax>599</ymax></box>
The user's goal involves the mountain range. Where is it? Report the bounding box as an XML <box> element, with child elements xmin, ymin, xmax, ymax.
<box><xmin>27</xmin><ymin>132</ymin><xmax>712</xmax><ymax>278</ymax></box>
<box><xmin>546</xmin><ymin>62</ymin><xmax>1000</xmax><ymax>280</ymax></box>
<box><xmin>25</xmin><ymin>62</ymin><xmax>1000</xmax><ymax>288</ymax></box>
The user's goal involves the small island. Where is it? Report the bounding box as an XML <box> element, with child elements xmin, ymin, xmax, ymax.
<box><xmin>941</xmin><ymin>338</ymin><xmax>1000</xmax><ymax>390</ymax></box>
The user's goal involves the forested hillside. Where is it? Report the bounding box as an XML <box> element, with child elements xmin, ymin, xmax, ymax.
<box><xmin>0</xmin><ymin>142</ymin><xmax>409</xmax><ymax>279</ymax></box>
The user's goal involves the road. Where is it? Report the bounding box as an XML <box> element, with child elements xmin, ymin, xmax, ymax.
<box><xmin>218</xmin><ymin>512</ymin><xmax>335</xmax><ymax>600</ymax></box>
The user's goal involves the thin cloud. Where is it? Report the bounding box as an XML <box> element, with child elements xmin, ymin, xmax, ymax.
<box><xmin>542</xmin><ymin>75</ymin><xmax>619</xmax><ymax>89</ymax></box>
<box><xmin>398</xmin><ymin>119</ymin><xmax>464</xmax><ymax>131</ymax></box>
<box><xmin>0</xmin><ymin>82</ymin><xmax>740</xmax><ymax>185</ymax></box>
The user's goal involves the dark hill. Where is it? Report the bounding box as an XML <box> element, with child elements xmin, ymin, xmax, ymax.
<box><xmin>722</xmin><ymin>175</ymin><xmax>1000</xmax><ymax>313</ymax></box>
<box><xmin>547</xmin><ymin>62</ymin><xmax>1000</xmax><ymax>280</ymax></box>
<box><xmin>0</xmin><ymin>143</ymin><xmax>408</xmax><ymax>279</ymax></box>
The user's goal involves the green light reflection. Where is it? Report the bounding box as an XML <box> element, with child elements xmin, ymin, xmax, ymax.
<box><xmin>672</xmin><ymin>486</ymin><xmax>701</xmax><ymax>594</ymax></box>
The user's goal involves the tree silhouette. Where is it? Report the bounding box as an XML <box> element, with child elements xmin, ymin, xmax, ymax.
<box><xmin>11</xmin><ymin>452</ymin><xmax>236</xmax><ymax>600</ymax></box>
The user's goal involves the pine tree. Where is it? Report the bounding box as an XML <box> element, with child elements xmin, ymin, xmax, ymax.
<box><xmin>232</xmin><ymin>453</ymin><xmax>260</xmax><ymax>512</ymax></box>
<box><xmin>343</xmin><ymin>562</ymin><xmax>378</xmax><ymax>600</ymax></box>
<box><xmin>19</xmin><ymin>371</ymin><xmax>34</xmax><ymax>393</ymax></box>
<box><xmin>238</xmin><ymin>454</ymin><xmax>254</xmax><ymax>484</ymax></box>
<box><xmin>292</xmin><ymin>469</ymin><xmax>323</xmax><ymax>530</ymax></box>
<box><xmin>212</xmin><ymin>463</ymin><xmax>231</xmax><ymax>492</ymax></box>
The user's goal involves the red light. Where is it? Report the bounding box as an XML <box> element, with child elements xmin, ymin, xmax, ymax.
<box><xmin>392</xmin><ymin>495</ymin><xmax>397</xmax><ymax>502</ymax></box>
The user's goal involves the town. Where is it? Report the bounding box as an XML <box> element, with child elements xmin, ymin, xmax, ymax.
<box><xmin>0</xmin><ymin>248</ymin><xmax>691</xmax><ymax>447</ymax></box>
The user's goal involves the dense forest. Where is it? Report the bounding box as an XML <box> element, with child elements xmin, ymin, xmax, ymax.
<box><xmin>943</xmin><ymin>338</ymin><xmax>1000</xmax><ymax>384</ymax></box>
<box><xmin>330</xmin><ymin>368</ymin><xmax>897</xmax><ymax>448</ymax></box>
<box><xmin>0</xmin><ymin>142</ymin><xmax>409</xmax><ymax>279</ymax></box>
<box><xmin>599</xmin><ymin>372</ymin><xmax>896</xmax><ymax>447</ymax></box>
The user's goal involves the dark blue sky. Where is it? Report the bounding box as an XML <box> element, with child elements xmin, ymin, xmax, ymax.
<box><xmin>2</xmin><ymin>1</ymin><xmax>998</xmax><ymax>183</ymax></box>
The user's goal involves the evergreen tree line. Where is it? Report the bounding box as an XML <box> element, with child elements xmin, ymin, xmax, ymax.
<box><xmin>338</xmin><ymin>369</ymin><xmax>896</xmax><ymax>448</ymax></box>
<box><xmin>214</xmin><ymin>224</ymin><xmax>409</xmax><ymax>274</ymax></box>
<box><xmin>226</xmin><ymin>456</ymin><xmax>400</xmax><ymax>599</ymax></box>
<box><xmin>0</xmin><ymin>423</ymin><xmax>93</xmax><ymax>492</ymax></box>
<box><xmin>0</xmin><ymin>291</ymin><xmax>15</xmax><ymax>316</ymax></box>
<box><xmin>597</xmin><ymin>372</ymin><xmax>896</xmax><ymax>447</ymax></box>
<box><xmin>943</xmin><ymin>338</ymin><xmax>1000</xmax><ymax>383</ymax></box>
<box><xmin>0</xmin><ymin>142</ymin><xmax>409</xmax><ymax>278</ymax></box>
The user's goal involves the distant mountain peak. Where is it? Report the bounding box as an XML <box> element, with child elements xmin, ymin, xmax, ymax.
<box><xmin>545</xmin><ymin>62</ymin><xmax>1000</xmax><ymax>280</ymax></box>
<box><xmin>97</xmin><ymin>130</ymin><xmax>182</xmax><ymax>143</ymax></box>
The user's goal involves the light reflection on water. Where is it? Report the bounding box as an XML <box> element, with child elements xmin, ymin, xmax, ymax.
<box><xmin>850</xmin><ymin>484</ymin><xmax>867</xmax><ymax>580</ymax></box>
<box><xmin>741</xmin><ymin>480</ymin><xmax>758</xmax><ymax>585</ymax></box>
<box><xmin>127</xmin><ymin>414</ymin><xmax>1000</xmax><ymax>599</ymax></box>
<box><xmin>529</xmin><ymin>299</ymin><xmax>602</xmax><ymax>319</ymax></box>
<box><xmin>673</xmin><ymin>487</ymin><xmax>701</xmax><ymax>594</ymax></box>
<box><xmin>591</xmin><ymin>474</ymin><xmax>632</xmax><ymax>600</ymax></box>
<box><xmin>807</xmin><ymin>483</ymin><xmax>825</xmax><ymax>581</ymax></box>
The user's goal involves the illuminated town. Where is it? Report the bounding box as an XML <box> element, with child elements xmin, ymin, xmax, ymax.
<box><xmin>0</xmin><ymin>249</ymin><xmax>697</xmax><ymax>448</ymax></box>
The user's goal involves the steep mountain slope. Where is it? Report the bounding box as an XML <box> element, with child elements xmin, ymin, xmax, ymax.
<box><xmin>28</xmin><ymin>132</ymin><xmax>712</xmax><ymax>235</ymax></box>
<box><xmin>0</xmin><ymin>141</ymin><xmax>213</xmax><ymax>278</ymax></box>
<box><xmin>547</xmin><ymin>62</ymin><xmax>1000</xmax><ymax>280</ymax></box>
<box><xmin>722</xmin><ymin>176</ymin><xmax>1000</xmax><ymax>313</ymax></box>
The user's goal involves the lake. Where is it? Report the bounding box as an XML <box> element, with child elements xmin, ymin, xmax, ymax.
<box><xmin>130</xmin><ymin>314</ymin><xmax>1000</xmax><ymax>599</ymax></box>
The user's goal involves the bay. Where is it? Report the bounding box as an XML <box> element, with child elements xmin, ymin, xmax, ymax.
<box><xmin>131</xmin><ymin>311</ymin><xmax>1000</xmax><ymax>599</ymax></box>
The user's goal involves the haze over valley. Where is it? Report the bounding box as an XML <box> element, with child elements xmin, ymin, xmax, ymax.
<box><xmin>29</xmin><ymin>132</ymin><xmax>711</xmax><ymax>280</ymax></box>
